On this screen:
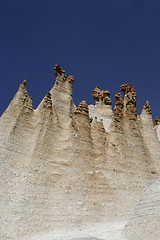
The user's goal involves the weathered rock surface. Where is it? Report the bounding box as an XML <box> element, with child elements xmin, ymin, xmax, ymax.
<box><xmin>0</xmin><ymin>65</ymin><xmax>160</xmax><ymax>240</ymax></box>
<box><xmin>124</xmin><ymin>178</ymin><xmax>160</xmax><ymax>239</ymax></box>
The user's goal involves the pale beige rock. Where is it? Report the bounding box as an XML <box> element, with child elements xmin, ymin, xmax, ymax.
<box><xmin>124</xmin><ymin>178</ymin><xmax>160</xmax><ymax>240</ymax></box>
<box><xmin>154</xmin><ymin>117</ymin><xmax>160</xmax><ymax>141</ymax></box>
<box><xmin>0</xmin><ymin>66</ymin><xmax>160</xmax><ymax>240</ymax></box>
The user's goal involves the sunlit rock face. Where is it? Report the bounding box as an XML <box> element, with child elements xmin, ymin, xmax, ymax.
<box><xmin>0</xmin><ymin>65</ymin><xmax>160</xmax><ymax>240</ymax></box>
<box><xmin>123</xmin><ymin>177</ymin><xmax>160</xmax><ymax>240</ymax></box>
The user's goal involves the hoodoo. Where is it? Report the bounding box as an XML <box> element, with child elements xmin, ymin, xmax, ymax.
<box><xmin>1</xmin><ymin>65</ymin><xmax>160</xmax><ymax>240</ymax></box>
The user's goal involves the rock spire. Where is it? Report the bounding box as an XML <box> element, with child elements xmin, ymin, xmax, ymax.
<box><xmin>142</xmin><ymin>101</ymin><xmax>152</xmax><ymax>114</ymax></box>
<box><xmin>74</xmin><ymin>100</ymin><xmax>89</xmax><ymax>116</ymax></box>
<box><xmin>1</xmin><ymin>66</ymin><xmax>160</xmax><ymax>240</ymax></box>
<box><xmin>120</xmin><ymin>83</ymin><xmax>137</xmax><ymax>120</ymax></box>
<box><xmin>154</xmin><ymin>116</ymin><xmax>160</xmax><ymax>125</ymax></box>
<box><xmin>92</xmin><ymin>87</ymin><xmax>111</xmax><ymax>105</ymax></box>
<box><xmin>114</xmin><ymin>93</ymin><xmax>124</xmax><ymax>122</ymax></box>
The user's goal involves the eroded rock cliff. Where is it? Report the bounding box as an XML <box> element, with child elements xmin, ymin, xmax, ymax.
<box><xmin>0</xmin><ymin>65</ymin><xmax>160</xmax><ymax>240</ymax></box>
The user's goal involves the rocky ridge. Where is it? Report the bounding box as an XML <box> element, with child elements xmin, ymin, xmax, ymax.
<box><xmin>0</xmin><ymin>65</ymin><xmax>160</xmax><ymax>240</ymax></box>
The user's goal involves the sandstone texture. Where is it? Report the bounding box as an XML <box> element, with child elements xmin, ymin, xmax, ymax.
<box><xmin>0</xmin><ymin>65</ymin><xmax>160</xmax><ymax>240</ymax></box>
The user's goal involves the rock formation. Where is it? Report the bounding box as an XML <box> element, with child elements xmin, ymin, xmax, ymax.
<box><xmin>1</xmin><ymin>65</ymin><xmax>160</xmax><ymax>240</ymax></box>
<box><xmin>114</xmin><ymin>93</ymin><xmax>124</xmax><ymax>120</ymax></box>
<box><xmin>92</xmin><ymin>87</ymin><xmax>111</xmax><ymax>105</ymax></box>
<box><xmin>120</xmin><ymin>83</ymin><xmax>137</xmax><ymax>120</ymax></box>
<box><xmin>142</xmin><ymin>100</ymin><xmax>152</xmax><ymax>114</ymax></box>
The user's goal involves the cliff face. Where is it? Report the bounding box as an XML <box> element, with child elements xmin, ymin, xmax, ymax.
<box><xmin>0</xmin><ymin>65</ymin><xmax>160</xmax><ymax>240</ymax></box>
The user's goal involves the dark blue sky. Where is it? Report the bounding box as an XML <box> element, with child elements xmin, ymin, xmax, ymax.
<box><xmin>0</xmin><ymin>0</ymin><xmax>160</xmax><ymax>118</ymax></box>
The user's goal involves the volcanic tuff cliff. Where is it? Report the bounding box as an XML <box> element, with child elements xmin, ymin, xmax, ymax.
<box><xmin>1</xmin><ymin>65</ymin><xmax>160</xmax><ymax>240</ymax></box>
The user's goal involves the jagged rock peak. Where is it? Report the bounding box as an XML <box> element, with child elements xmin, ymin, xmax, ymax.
<box><xmin>54</xmin><ymin>64</ymin><xmax>74</xmax><ymax>85</ymax></box>
<box><xmin>15</xmin><ymin>80</ymin><xmax>33</xmax><ymax>109</ymax></box>
<box><xmin>120</xmin><ymin>83</ymin><xmax>137</xmax><ymax>120</ymax></box>
<box><xmin>120</xmin><ymin>84</ymin><xmax>137</xmax><ymax>105</ymax></box>
<box><xmin>22</xmin><ymin>79</ymin><xmax>26</xmax><ymax>86</ymax></box>
<box><xmin>92</xmin><ymin>87</ymin><xmax>111</xmax><ymax>105</ymax></box>
<box><xmin>54</xmin><ymin>64</ymin><xmax>66</xmax><ymax>77</ymax></box>
<box><xmin>67</xmin><ymin>75</ymin><xmax>74</xmax><ymax>84</ymax></box>
<box><xmin>18</xmin><ymin>79</ymin><xmax>27</xmax><ymax>92</ymax></box>
<box><xmin>54</xmin><ymin>64</ymin><xmax>67</xmax><ymax>82</ymax></box>
<box><xmin>120</xmin><ymin>83</ymin><xmax>132</xmax><ymax>94</ymax></box>
<box><xmin>154</xmin><ymin>116</ymin><xmax>160</xmax><ymax>125</ymax></box>
<box><xmin>43</xmin><ymin>92</ymin><xmax>52</xmax><ymax>109</ymax></box>
<box><xmin>114</xmin><ymin>93</ymin><xmax>124</xmax><ymax>122</ymax></box>
<box><xmin>74</xmin><ymin>100</ymin><xmax>89</xmax><ymax>115</ymax></box>
<box><xmin>143</xmin><ymin>101</ymin><xmax>152</xmax><ymax>114</ymax></box>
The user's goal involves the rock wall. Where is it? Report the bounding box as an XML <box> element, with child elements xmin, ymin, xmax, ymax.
<box><xmin>0</xmin><ymin>65</ymin><xmax>160</xmax><ymax>240</ymax></box>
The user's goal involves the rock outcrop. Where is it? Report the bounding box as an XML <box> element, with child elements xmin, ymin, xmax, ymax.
<box><xmin>92</xmin><ymin>87</ymin><xmax>111</xmax><ymax>105</ymax></box>
<box><xmin>1</xmin><ymin>66</ymin><xmax>160</xmax><ymax>240</ymax></box>
<box><xmin>120</xmin><ymin>84</ymin><xmax>137</xmax><ymax>120</ymax></box>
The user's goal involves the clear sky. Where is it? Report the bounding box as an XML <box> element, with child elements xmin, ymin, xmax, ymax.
<box><xmin>0</xmin><ymin>0</ymin><xmax>160</xmax><ymax>119</ymax></box>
